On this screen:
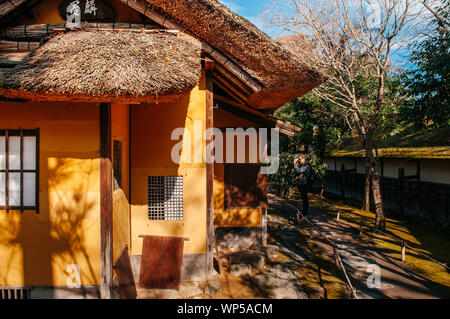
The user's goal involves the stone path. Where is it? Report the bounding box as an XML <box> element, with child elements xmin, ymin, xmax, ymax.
<box><xmin>226</xmin><ymin>245</ymin><xmax>308</xmax><ymax>299</ymax></box>
<box><xmin>269</xmin><ymin>194</ymin><xmax>449</xmax><ymax>299</ymax></box>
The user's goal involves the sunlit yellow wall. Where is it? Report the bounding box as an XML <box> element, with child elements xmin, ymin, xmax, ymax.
<box><xmin>111</xmin><ymin>103</ymin><xmax>130</xmax><ymax>263</ymax></box>
<box><xmin>0</xmin><ymin>102</ymin><xmax>100</xmax><ymax>287</ymax></box>
<box><xmin>16</xmin><ymin>0</ymin><xmax>149</xmax><ymax>25</ymax></box>
<box><xmin>130</xmin><ymin>74</ymin><xmax>207</xmax><ymax>256</ymax></box>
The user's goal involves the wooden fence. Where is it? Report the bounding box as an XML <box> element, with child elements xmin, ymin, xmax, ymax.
<box><xmin>323</xmin><ymin>169</ymin><xmax>450</xmax><ymax>224</ymax></box>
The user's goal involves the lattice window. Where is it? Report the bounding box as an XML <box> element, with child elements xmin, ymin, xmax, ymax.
<box><xmin>148</xmin><ymin>176</ymin><xmax>183</xmax><ymax>220</ymax></box>
<box><xmin>0</xmin><ymin>129</ymin><xmax>39</xmax><ymax>213</ymax></box>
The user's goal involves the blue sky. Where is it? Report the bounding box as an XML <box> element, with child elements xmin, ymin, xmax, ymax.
<box><xmin>218</xmin><ymin>0</ymin><xmax>415</xmax><ymax>68</ymax></box>
<box><xmin>218</xmin><ymin>0</ymin><xmax>274</xmax><ymax>34</ymax></box>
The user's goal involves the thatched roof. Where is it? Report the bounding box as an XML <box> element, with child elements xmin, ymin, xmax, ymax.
<box><xmin>0</xmin><ymin>30</ymin><xmax>202</xmax><ymax>101</ymax></box>
<box><xmin>145</xmin><ymin>0</ymin><xmax>326</xmax><ymax>107</ymax></box>
<box><xmin>329</xmin><ymin>147</ymin><xmax>450</xmax><ymax>160</ymax></box>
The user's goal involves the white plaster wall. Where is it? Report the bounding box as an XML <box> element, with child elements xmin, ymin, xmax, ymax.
<box><xmin>325</xmin><ymin>157</ymin><xmax>450</xmax><ymax>185</ymax></box>
<box><xmin>420</xmin><ymin>160</ymin><xmax>450</xmax><ymax>184</ymax></box>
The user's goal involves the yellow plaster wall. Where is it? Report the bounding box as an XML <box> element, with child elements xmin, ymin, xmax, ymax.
<box><xmin>0</xmin><ymin>102</ymin><xmax>100</xmax><ymax>287</ymax></box>
<box><xmin>130</xmin><ymin>75</ymin><xmax>207</xmax><ymax>256</ymax></box>
<box><xmin>111</xmin><ymin>103</ymin><xmax>130</xmax><ymax>263</ymax></box>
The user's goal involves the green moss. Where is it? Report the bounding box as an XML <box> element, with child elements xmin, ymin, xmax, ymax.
<box><xmin>329</xmin><ymin>146</ymin><xmax>450</xmax><ymax>159</ymax></box>
<box><xmin>311</xmin><ymin>194</ymin><xmax>450</xmax><ymax>296</ymax></box>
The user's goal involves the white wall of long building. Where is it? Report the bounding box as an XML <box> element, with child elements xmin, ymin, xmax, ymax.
<box><xmin>325</xmin><ymin>158</ymin><xmax>450</xmax><ymax>185</ymax></box>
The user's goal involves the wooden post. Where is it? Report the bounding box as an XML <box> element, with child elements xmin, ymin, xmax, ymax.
<box><xmin>359</xmin><ymin>221</ymin><xmax>363</xmax><ymax>235</ymax></box>
<box><xmin>336</xmin><ymin>211</ymin><xmax>340</xmax><ymax>222</ymax></box>
<box><xmin>401</xmin><ymin>241</ymin><xmax>406</xmax><ymax>263</ymax></box>
<box><xmin>205</xmin><ymin>59</ymin><xmax>215</xmax><ymax>281</ymax></box>
<box><xmin>100</xmin><ymin>103</ymin><xmax>113</xmax><ymax>299</ymax></box>
<box><xmin>309</xmin><ymin>225</ymin><xmax>314</xmax><ymax>239</ymax></box>
<box><xmin>340</xmin><ymin>164</ymin><xmax>346</xmax><ymax>199</ymax></box>
<box><xmin>398</xmin><ymin>168</ymin><xmax>405</xmax><ymax>214</ymax></box>
<box><xmin>262</xmin><ymin>208</ymin><xmax>267</xmax><ymax>247</ymax></box>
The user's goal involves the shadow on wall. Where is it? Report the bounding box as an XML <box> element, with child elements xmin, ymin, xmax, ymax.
<box><xmin>0</xmin><ymin>154</ymin><xmax>99</xmax><ymax>296</ymax></box>
<box><xmin>47</xmin><ymin>156</ymin><xmax>100</xmax><ymax>290</ymax></box>
<box><xmin>213</xmin><ymin>165</ymin><xmax>262</xmax><ymax>228</ymax></box>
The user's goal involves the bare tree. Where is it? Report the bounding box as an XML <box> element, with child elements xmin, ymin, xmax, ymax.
<box><xmin>266</xmin><ymin>0</ymin><xmax>429</xmax><ymax>229</ymax></box>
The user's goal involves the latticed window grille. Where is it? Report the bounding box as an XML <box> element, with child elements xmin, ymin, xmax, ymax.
<box><xmin>148</xmin><ymin>176</ymin><xmax>183</xmax><ymax>220</ymax></box>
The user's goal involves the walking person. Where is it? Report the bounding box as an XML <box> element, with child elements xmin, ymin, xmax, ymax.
<box><xmin>293</xmin><ymin>154</ymin><xmax>312</xmax><ymax>218</ymax></box>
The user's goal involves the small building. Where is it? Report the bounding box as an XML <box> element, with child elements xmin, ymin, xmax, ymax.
<box><xmin>0</xmin><ymin>0</ymin><xmax>323</xmax><ymax>298</ymax></box>
<box><xmin>324</xmin><ymin>146</ymin><xmax>450</xmax><ymax>224</ymax></box>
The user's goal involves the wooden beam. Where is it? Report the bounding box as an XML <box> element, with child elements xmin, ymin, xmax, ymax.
<box><xmin>205</xmin><ymin>64</ymin><xmax>215</xmax><ymax>281</ymax></box>
<box><xmin>0</xmin><ymin>0</ymin><xmax>27</xmax><ymax>18</ymax></box>
<box><xmin>1</xmin><ymin>23</ymin><xmax>161</xmax><ymax>40</ymax></box>
<box><xmin>0</xmin><ymin>40</ymin><xmax>40</xmax><ymax>51</ymax></box>
<box><xmin>119</xmin><ymin>0</ymin><xmax>262</xmax><ymax>93</ymax></box>
<box><xmin>214</xmin><ymin>94</ymin><xmax>299</xmax><ymax>136</ymax></box>
<box><xmin>100</xmin><ymin>103</ymin><xmax>113</xmax><ymax>299</ymax></box>
<box><xmin>213</xmin><ymin>72</ymin><xmax>250</xmax><ymax>103</ymax></box>
<box><xmin>213</xmin><ymin>78</ymin><xmax>247</xmax><ymax>106</ymax></box>
<box><xmin>0</xmin><ymin>88</ymin><xmax>190</xmax><ymax>104</ymax></box>
<box><xmin>214</xmin><ymin>63</ymin><xmax>253</xmax><ymax>96</ymax></box>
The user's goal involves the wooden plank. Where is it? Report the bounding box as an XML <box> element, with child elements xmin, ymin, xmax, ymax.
<box><xmin>113</xmin><ymin>245</ymin><xmax>137</xmax><ymax>299</ymax></box>
<box><xmin>159</xmin><ymin>237</ymin><xmax>184</xmax><ymax>290</ymax></box>
<box><xmin>100</xmin><ymin>103</ymin><xmax>113</xmax><ymax>299</ymax></box>
<box><xmin>262</xmin><ymin>208</ymin><xmax>268</xmax><ymax>246</ymax></box>
<box><xmin>139</xmin><ymin>235</ymin><xmax>185</xmax><ymax>290</ymax></box>
<box><xmin>205</xmin><ymin>64</ymin><xmax>215</xmax><ymax>281</ymax></box>
<box><xmin>139</xmin><ymin>236</ymin><xmax>164</xmax><ymax>289</ymax></box>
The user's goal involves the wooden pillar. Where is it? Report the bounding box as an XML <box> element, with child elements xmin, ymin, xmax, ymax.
<box><xmin>100</xmin><ymin>103</ymin><xmax>113</xmax><ymax>299</ymax></box>
<box><xmin>205</xmin><ymin>60</ymin><xmax>215</xmax><ymax>281</ymax></box>
<box><xmin>262</xmin><ymin>208</ymin><xmax>267</xmax><ymax>247</ymax></box>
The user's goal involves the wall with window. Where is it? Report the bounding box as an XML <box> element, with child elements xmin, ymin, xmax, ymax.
<box><xmin>213</xmin><ymin>131</ymin><xmax>266</xmax><ymax>228</ymax></box>
<box><xmin>0</xmin><ymin>102</ymin><xmax>101</xmax><ymax>287</ymax></box>
<box><xmin>130</xmin><ymin>74</ymin><xmax>207</xmax><ymax>256</ymax></box>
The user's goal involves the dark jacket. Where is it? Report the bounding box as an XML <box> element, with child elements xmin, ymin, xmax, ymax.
<box><xmin>294</xmin><ymin>162</ymin><xmax>312</xmax><ymax>186</ymax></box>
